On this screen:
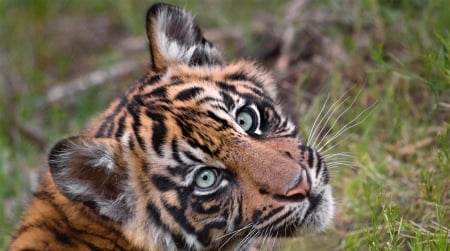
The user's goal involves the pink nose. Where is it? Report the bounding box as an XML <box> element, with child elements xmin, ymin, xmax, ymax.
<box><xmin>286</xmin><ymin>169</ymin><xmax>309</xmax><ymax>197</ymax></box>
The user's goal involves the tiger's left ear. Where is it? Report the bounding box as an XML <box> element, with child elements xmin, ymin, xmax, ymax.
<box><xmin>48</xmin><ymin>136</ymin><xmax>130</xmax><ymax>221</ymax></box>
<box><xmin>146</xmin><ymin>3</ymin><xmax>224</xmax><ymax>71</ymax></box>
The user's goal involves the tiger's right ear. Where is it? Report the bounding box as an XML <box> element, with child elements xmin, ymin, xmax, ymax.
<box><xmin>146</xmin><ymin>3</ymin><xmax>224</xmax><ymax>72</ymax></box>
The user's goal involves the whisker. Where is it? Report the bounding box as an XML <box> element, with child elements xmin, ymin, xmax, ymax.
<box><xmin>317</xmin><ymin>102</ymin><xmax>376</xmax><ymax>153</ymax></box>
<box><xmin>326</xmin><ymin>160</ymin><xmax>354</xmax><ymax>166</ymax></box>
<box><xmin>320</xmin><ymin>133</ymin><xmax>353</xmax><ymax>155</ymax></box>
<box><xmin>307</xmin><ymin>94</ymin><xmax>330</xmax><ymax>147</ymax></box>
<box><xmin>314</xmin><ymin>87</ymin><xmax>363</xmax><ymax>150</ymax></box>
<box><xmin>235</xmin><ymin>227</ymin><xmax>258</xmax><ymax>251</ymax></box>
<box><xmin>310</xmin><ymin>92</ymin><xmax>353</xmax><ymax>149</ymax></box>
<box><xmin>218</xmin><ymin>224</ymin><xmax>253</xmax><ymax>250</ymax></box>
<box><xmin>259</xmin><ymin>227</ymin><xmax>269</xmax><ymax>250</ymax></box>
<box><xmin>327</xmin><ymin>162</ymin><xmax>354</xmax><ymax>168</ymax></box>
<box><xmin>323</xmin><ymin>152</ymin><xmax>353</xmax><ymax>160</ymax></box>
<box><xmin>215</xmin><ymin>223</ymin><xmax>252</xmax><ymax>240</ymax></box>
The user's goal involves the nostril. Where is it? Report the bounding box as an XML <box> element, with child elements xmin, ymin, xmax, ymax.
<box><xmin>284</xmin><ymin>151</ymin><xmax>293</xmax><ymax>159</ymax></box>
<box><xmin>286</xmin><ymin>169</ymin><xmax>310</xmax><ymax>197</ymax></box>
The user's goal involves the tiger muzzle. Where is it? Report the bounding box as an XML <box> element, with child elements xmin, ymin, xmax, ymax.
<box><xmin>227</xmin><ymin>137</ymin><xmax>311</xmax><ymax>198</ymax></box>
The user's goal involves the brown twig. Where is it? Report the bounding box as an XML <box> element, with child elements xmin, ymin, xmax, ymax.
<box><xmin>385</xmin><ymin>137</ymin><xmax>434</xmax><ymax>156</ymax></box>
<box><xmin>275</xmin><ymin>0</ymin><xmax>310</xmax><ymax>72</ymax></box>
<box><xmin>45</xmin><ymin>59</ymin><xmax>140</xmax><ymax>103</ymax></box>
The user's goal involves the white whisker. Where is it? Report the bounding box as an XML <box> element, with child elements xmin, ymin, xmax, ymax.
<box><xmin>328</xmin><ymin>162</ymin><xmax>354</xmax><ymax>168</ymax></box>
<box><xmin>216</xmin><ymin>223</ymin><xmax>252</xmax><ymax>240</ymax></box>
<box><xmin>309</xmin><ymin>95</ymin><xmax>347</xmax><ymax>148</ymax></box>
<box><xmin>218</xmin><ymin>224</ymin><xmax>253</xmax><ymax>250</ymax></box>
<box><xmin>307</xmin><ymin>94</ymin><xmax>330</xmax><ymax>147</ymax></box>
<box><xmin>320</xmin><ymin>133</ymin><xmax>353</xmax><ymax>155</ymax></box>
<box><xmin>309</xmin><ymin>86</ymin><xmax>355</xmax><ymax>148</ymax></box>
<box><xmin>323</xmin><ymin>152</ymin><xmax>353</xmax><ymax>160</ymax></box>
<box><xmin>317</xmin><ymin>103</ymin><xmax>376</xmax><ymax>153</ymax></box>
<box><xmin>314</xmin><ymin>87</ymin><xmax>362</xmax><ymax>150</ymax></box>
<box><xmin>311</xmin><ymin>94</ymin><xmax>352</xmax><ymax>149</ymax></box>
<box><xmin>234</xmin><ymin>227</ymin><xmax>258</xmax><ymax>251</ymax></box>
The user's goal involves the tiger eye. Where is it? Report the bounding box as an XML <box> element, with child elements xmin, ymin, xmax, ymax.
<box><xmin>236</xmin><ymin>111</ymin><xmax>254</xmax><ymax>132</ymax></box>
<box><xmin>236</xmin><ymin>106</ymin><xmax>259</xmax><ymax>133</ymax></box>
<box><xmin>195</xmin><ymin>168</ymin><xmax>217</xmax><ymax>189</ymax></box>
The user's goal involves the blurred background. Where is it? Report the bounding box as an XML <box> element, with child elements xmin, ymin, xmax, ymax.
<box><xmin>0</xmin><ymin>0</ymin><xmax>449</xmax><ymax>249</ymax></box>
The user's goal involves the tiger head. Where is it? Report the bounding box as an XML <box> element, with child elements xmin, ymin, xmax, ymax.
<box><xmin>48</xmin><ymin>3</ymin><xmax>334</xmax><ymax>250</ymax></box>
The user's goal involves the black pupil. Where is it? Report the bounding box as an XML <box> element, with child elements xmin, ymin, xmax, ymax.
<box><xmin>202</xmin><ymin>174</ymin><xmax>209</xmax><ymax>181</ymax></box>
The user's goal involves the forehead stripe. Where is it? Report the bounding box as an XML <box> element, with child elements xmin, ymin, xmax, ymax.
<box><xmin>224</xmin><ymin>71</ymin><xmax>264</xmax><ymax>88</ymax></box>
<box><xmin>175</xmin><ymin>86</ymin><xmax>204</xmax><ymax>101</ymax></box>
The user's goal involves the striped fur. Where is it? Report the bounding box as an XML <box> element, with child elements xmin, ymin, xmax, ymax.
<box><xmin>9</xmin><ymin>3</ymin><xmax>333</xmax><ymax>251</ymax></box>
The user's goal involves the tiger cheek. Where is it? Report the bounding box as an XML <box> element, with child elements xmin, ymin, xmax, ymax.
<box><xmin>238</xmin><ymin>178</ymin><xmax>272</xmax><ymax>223</ymax></box>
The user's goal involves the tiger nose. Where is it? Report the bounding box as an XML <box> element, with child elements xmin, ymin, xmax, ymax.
<box><xmin>286</xmin><ymin>168</ymin><xmax>310</xmax><ymax>197</ymax></box>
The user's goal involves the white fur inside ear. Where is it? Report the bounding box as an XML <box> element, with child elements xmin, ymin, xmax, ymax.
<box><xmin>79</xmin><ymin>140</ymin><xmax>116</xmax><ymax>171</ymax></box>
<box><xmin>157</xmin><ymin>32</ymin><xmax>197</xmax><ymax>64</ymax></box>
<box><xmin>155</xmin><ymin>8</ymin><xmax>197</xmax><ymax>64</ymax></box>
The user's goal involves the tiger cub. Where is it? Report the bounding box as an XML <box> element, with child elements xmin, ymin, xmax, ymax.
<box><xmin>8</xmin><ymin>3</ymin><xmax>334</xmax><ymax>251</ymax></box>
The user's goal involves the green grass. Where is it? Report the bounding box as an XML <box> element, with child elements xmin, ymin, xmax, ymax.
<box><xmin>1</xmin><ymin>0</ymin><xmax>448</xmax><ymax>250</ymax></box>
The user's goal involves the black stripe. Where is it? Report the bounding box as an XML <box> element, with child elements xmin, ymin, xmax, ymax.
<box><xmin>172</xmin><ymin>232</ymin><xmax>191</xmax><ymax>251</ymax></box>
<box><xmin>151</xmin><ymin>174</ymin><xmax>178</xmax><ymax>192</ymax></box>
<box><xmin>128</xmin><ymin>133</ymin><xmax>136</xmax><ymax>151</ymax></box>
<box><xmin>216</xmin><ymin>81</ymin><xmax>237</xmax><ymax>93</ymax></box>
<box><xmin>95</xmin><ymin>121</ymin><xmax>110</xmax><ymax>137</ymax></box>
<box><xmin>171</xmin><ymin>138</ymin><xmax>184</xmax><ymax>164</ymax></box>
<box><xmin>220</xmin><ymin>91</ymin><xmax>235</xmax><ymax>111</ymax></box>
<box><xmin>259</xmin><ymin>206</ymin><xmax>284</xmax><ymax>222</ymax></box>
<box><xmin>224</xmin><ymin>71</ymin><xmax>264</xmax><ymax>87</ymax></box>
<box><xmin>175</xmin><ymin>87</ymin><xmax>204</xmax><ymax>101</ymax></box>
<box><xmin>307</xmin><ymin>147</ymin><xmax>314</xmax><ymax>168</ymax></box>
<box><xmin>146</xmin><ymin>111</ymin><xmax>167</xmax><ymax>156</ymax></box>
<box><xmin>183</xmin><ymin>151</ymin><xmax>202</xmax><ymax>163</ymax></box>
<box><xmin>316</xmin><ymin>153</ymin><xmax>322</xmax><ymax>178</ymax></box>
<box><xmin>127</xmin><ymin>97</ymin><xmax>146</xmax><ymax>151</ymax></box>
<box><xmin>162</xmin><ymin>200</ymin><xmax>196</xmax><ymax>234</ymax></box>
<box><xmin>114</xmin><ymin>113</ymin><xmax>126</xmax><ymax>139</ymax></box>
<box><xmin>147</xmin><ymin>86</ymin><xmax>167</xmax><ymax>98</ymax></box>
<box><xmin>248</xmin><ymin>86</ymin><xmax>271</xmax><ymax>100</ymax></box>
<box><xmin>105</xmin><ymin>121</ymin><xmax>115</xmax><ymax>138</ymax></box>
<box><xmin>142</xmin><ymin>74</ymin><xmax>161</xmax><ymax>87</ymax></box>
<box><xmin>191</xmin><ymin>200</ymin><xmax>221</xmax><ymax>214</ymax></box>
<box><xmin>206</xmin><ymin>111</ymin><xmax>230</xmax><ymax>130</ymax></box>
<box><xmin>265</xmin><ymin>209</ymin><xmax>294</xmax><ymax>231</ymax></box>
<box><xmin>146</xmin><ymin>203</ymin><xmax>163</xmax><ymax>227</ymax></box>
<box><xmin>196</xmin><ymin>96</ymin><xmax>221</xmax><ymax>105</ymax></box>
<box><xmin>233</xmin><ymin>195</ymin><xmax>243</xmax><ymax>227</ymax></box>
<box><xmin>96</xmin><ymin>97</ymin><xmax>128</xmax><ymax>137</ymax></box>
<box><xmin>187</xmin><ymin>139</ymin><xmax>214</xmax><ymax>156</ymax></box>
<box><xmin>252</xmin><ymin>209</ymin><xmax>263</xmax><ymax>223</ymax></box>
<box><xmin>168</xmin><ymin>165</ymin><xmax>187</xmax><ymax>177</ymax></box>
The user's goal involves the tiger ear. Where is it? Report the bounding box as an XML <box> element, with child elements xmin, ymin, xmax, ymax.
<box><xmin>48</xmin><ymin>136</ymin><xmax>130</xmax><ymax>221</ymax></box>
<box><xmin>146</xmin><ymin>3</ymin><xmax>224</xmax><ymax>71</ymax></box>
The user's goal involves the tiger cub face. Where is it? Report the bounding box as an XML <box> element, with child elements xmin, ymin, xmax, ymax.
<box><xmin>48</xmin><ymin>3</ymin><xmax>333</xmax><ymax>250</ymax></box>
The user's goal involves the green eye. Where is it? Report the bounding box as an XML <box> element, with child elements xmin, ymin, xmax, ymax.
<box><xmin>236</xmin><ymin>106</ymin><xmax>259</xmax><ymax>133</ymax></box>
<box><xmin>195</xmin><ymin>168</ymin><xmax>218</xmax><ymax>189</ymax></box>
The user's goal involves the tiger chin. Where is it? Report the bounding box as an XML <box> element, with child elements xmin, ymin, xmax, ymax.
<box><xmin>8</xmin><ymin>3</ymin><xmax>334</xmax><ymax>251</ymax></box>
